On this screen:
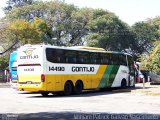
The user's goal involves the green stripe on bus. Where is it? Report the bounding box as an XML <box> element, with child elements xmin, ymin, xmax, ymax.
<box><xmin>98</xmin><ymin>65</ymin><xmax>113</xmax><ymax>88</ymax></box>
<box><xmin>105</xmin><ymin>65</ymin><xmax>120</xmax><ymax>88</ymax></box>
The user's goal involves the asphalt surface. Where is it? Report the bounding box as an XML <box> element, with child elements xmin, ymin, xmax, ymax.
<box><xmin>0</xmin><ymin>83</ymin><xmax>160</xmax><ymax>120</ymax></box>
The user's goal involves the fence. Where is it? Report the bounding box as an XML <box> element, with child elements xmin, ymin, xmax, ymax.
<box><xmin>0</xmin><ymin>69</ymin><xmax>10</xmax><ymax>82</ymax></box>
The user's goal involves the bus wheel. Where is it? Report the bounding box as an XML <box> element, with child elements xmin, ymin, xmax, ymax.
<box><xmin>64</xmin><ymin>81</ymin><xmax>73</xmax><ymax>96</ymax></box>
<box><xmin>121</xmin><ymin>79</ymin><xmax>127</xmax><ymax>88</ymax></box>
<box><xmin>74</xmin><ymin>81</ymin><xmax>83</xmax><ymax>94</ymax></box>
<box><xmin>41</xmin><ymin>92</ymin><xmax>49</xmax><ymax>97</ymax></box>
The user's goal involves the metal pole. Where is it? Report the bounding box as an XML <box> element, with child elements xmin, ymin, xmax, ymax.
<box><xmin>143</xmin><ymin>77</ymin><xmax>145</xmax><ymax>89</ymax></box>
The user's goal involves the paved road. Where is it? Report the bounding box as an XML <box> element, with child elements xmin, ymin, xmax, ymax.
<box><xmin>0</xmin><ymin>84</ymin><xmax>160</xmax><ymax>120</ymax></box>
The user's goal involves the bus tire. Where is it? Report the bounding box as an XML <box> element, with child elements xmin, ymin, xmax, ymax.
<box><xmin>74</xmin><ymin>81</ymin><xmax>83</xmax><ymax>94</ymax></box>
<box><xmin>121</xmin><ymin>79</ymin><xmax>127</xmax><ymax>88</ymax></box>
<box><xmin>64</xmin><ymin>81</ymin><xmax>73</xmax><ymax>96</ymax></box>
<box><xmin>41</xmin><ymin>92</ymin><xmax>49</xmax><ymax>97</ymax></box>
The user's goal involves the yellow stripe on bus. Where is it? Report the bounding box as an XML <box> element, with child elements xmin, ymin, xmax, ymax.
<box><xmin>18</xmin><ymin>65</ymin><xmax>108</xmax><ymax>92</ymax></box>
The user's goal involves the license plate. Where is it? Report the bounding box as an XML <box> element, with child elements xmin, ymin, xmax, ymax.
<box><xmin>26</xmin><ymin>81</ymin><xmax>32</xmax><ymax>84</ymax></box>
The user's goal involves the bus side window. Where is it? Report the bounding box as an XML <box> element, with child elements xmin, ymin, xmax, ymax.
<box><xmin>115</xmin><ymin>54</ymin><xmax>120</xmax><ymax>65</ymax></box>
<box><xmin>78</xmin><ymin>51</ymin><xmax>90</xmax><ymax>64</ymax></box>
<box><xmin>65</xmin><ymin>50</ymin><xmax>77</xmax><ymax>63</ymax></box>
<box><xmin>46</xmin><ymin>48</ymin><xmax>56</xmax><ymax>63</ymax></box>
<box><xmin>90</xmin><ymin>53</ymin><xmax>100</xmax><ymax>64</ymax></box>
<box><xmin>46</xmin><ymin>48</ymin><xmax>65</xmax><ymax>63</ymax></box>
<box><xmin>119</xmin><ymin>55</ymin><xmax>127</xmax><ymax>66</ymax></box>
<box><xmin>106</xmin><ymin>54</ymin><xmax>111</xmax><ymax>64</ymax></box>
<box><xmin>55</xmin><ymin>49</ymin><xmax>65</xmax><ymax>63</ymax></box>
<box><xmin>100</xmin><ymin>53</ymin><xmax>109</xmax><ymax>64</ymax></box>
<box><xmin>112</xmin><ymin>54</ymin><xmax>122</xmax><ymax>65</ymax></box>
<box><xmin>110</xmin><ymin>54</ymin><xmax>117</xmax><ymax>65</ymax></box>
<box><xmin>100</xmin><ymin>53</ymin><xmax>104</xmax><ymax>64</ymax></box>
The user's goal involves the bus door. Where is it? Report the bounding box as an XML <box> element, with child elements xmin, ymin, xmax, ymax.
<box><xmin>127</xmin><ymin>55</ymin><xmax>135</xmax><ymax>86</ymax></box>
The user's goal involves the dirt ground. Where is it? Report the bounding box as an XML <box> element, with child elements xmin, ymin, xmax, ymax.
<box><xmin>131</xmin><ymin>82</ymin><xmax>160</xmax><ymax>96</ymax></box>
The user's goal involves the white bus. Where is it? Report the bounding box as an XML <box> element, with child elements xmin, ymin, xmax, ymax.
<box><xmin>17</xmin><ymin>44</ymin><xmax>135</xmax><ymax>96</ymax></box>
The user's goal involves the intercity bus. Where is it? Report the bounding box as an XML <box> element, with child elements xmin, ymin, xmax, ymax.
<box><xmin>9</xmin><ymin>51</ymin><xmax>18</xmax><ymax>88</ymax></box>
<box><xmin>17</xmin><ymin>44</ymin><xmax>135</xmax><ymax>96</ymax></box>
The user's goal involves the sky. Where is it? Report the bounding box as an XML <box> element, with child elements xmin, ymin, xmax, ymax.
<box><xmin>0</xmin><ymin>0</ymin><xmax>160</xmax><ymax>25</ymax></box>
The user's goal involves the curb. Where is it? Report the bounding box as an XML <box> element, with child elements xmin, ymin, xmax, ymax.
<box><xmin>0</xmin><ymin>83</ymin><xmax>10</xmax><ymax>88</ymax></box>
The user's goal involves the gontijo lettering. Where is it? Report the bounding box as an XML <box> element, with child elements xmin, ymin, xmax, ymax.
<box><xmin>20</xmin><ymin>55</ymin><xmax>38</xmax><ymax>59</ymax></box>
<box><xmin>72</xmin><ymin>66</ymin><xmax>94</xmax><ymax>72</ymax></box>
<box><xmin>20</xmin><ymin>48</ymin><xmax>39</xmax><ymax>59</ymax></box>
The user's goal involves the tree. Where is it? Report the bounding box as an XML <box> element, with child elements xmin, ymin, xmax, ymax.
<box><xmin>140</xmin><ymin>41</ymin><xmax>160</xmax><ymax>74</ymax></box>
<box><xmin>86</xmin><ymin>9</ymin><xmax>137</xmax><ymax>52</ymax></box>
<box><xmin>64</xmin><ymin>8</ymin><xmax>93</xmax><ymax>46</ymax></box>
<box><xmin>0</xmin><ymin>22</ymin><xmax>18</xmax><ymax>55</ymax></box>
<box><xmin>4</xmin><ymin>0</ymin><xmax>159</xmax><ymax>55</ymax></box>
<box><xmin>0</xmin><ymin>55</ymin><xmax>9</xmax><ymax>71</ymax></box>
<box><xmin>4</xmin><ymin>17</ymin><xmax>50</xmax><ymax>45</ymax></box>
<box><xmin>5</xmin><ymin>1</ymin><xmax>93</xmax><ymax>46</ymax></box>
<box><xmin>4</xmin><ymin>0</ymin><xmax>34</xmax><ymax>14</ymax></box>
<box><xmin>138</xmin><ymin>17</ymin><xmax>160</xmax><ymax>73</ymax></box>
<box><xmin>132</xmin><ymin>22</ymin><xmax>159</xmax><ymax>54</ymax></box>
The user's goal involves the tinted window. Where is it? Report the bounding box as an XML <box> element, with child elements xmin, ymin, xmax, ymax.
<box><xmin>110</xmin><ymin>54</ymin><xmax>119</xmax><ymax>65</ymax></box>
<box><xmin>90</xmin><ymin>53</ymin><xmax>100</xmax><ymax>64</ymax></box>
<box><xmin>46</xmin><ymin>48</ymin><xmax>65</xmax><ymax>63</ymax></box>
<box><xmin>100</xmin><ymin>53</ymin><xmax>110</xmax><ymax>64</ymax></box>
<box><xmin>46</xmin><ymin>48</ymin><xmax>127</xmax><ymax>66</ymax></box>
<box><xmin>78</xmin><ymin>51</ymin><xmax>90</xmax><ymax>64</ymax></box>
<box><xmin>65</xmin><ymin>50</ymin><xmax>77</xmax><ymax>63</ymax></box>
<box><xmin>100</xmin><ymin>53</ymin><xmax>126</xmax><ymax>65</ymax></box>
<box><xmin>119</xmin><ymin>55</ymin><xmax>127</xmax><ymax>65</ymax></box>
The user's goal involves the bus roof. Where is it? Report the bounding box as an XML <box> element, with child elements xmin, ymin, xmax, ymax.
<box><xmin>21</xmin><ymin>44</ymin><xmax>132</xmax><ymax>56</ymax></box>
<box><xmin>69</xmin><ymin>46</ymin><xmax>106</xmax><ymax>51</ymax></box>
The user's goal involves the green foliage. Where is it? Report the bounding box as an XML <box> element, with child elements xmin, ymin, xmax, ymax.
<box><xmin>147</xmin><ymin>16</ymin><xmax>160</xmax><ymax>26</ymax></box>
<box><xmin>5</xmin><ymin>1</ymin><xmax>91</xmax><ymax>46</ymax></box>
<box><xmin>132</xmin><ymin>22</ymin><xmax>159</xmax><ymax>54</ymax></box>
<box><xmin>1</xmin><ymin>0</ymin><xmax>160</xmax><ymax>75</ymax></box>
<box><xmin>4</xmin><ymin>0</ymin><xmax>34</xmax><ymax>14</ymax></box>
<box><xmin>67</xmin><ymin>8</ymin><xmax>93</xmax><ymax>46</ymax></box>
<box><xmin>137</xmin><ymin>18</ymin><xmax>160</xmax><ymax>73</ymax></box>
<box><xmin>31</xmin><ymin>17</ymin><xmax>51</xmax><ymax>43</ymax></box>
<box><xmin>5</xmin><ymin>17</ymin><xmax>50</xmax><ymax>44</ymax></box>
<box><xmin>0</xmin><ymin>23</ymin><xmax>18</xmax><ymax>53</ymax></box>
<box><xmin>0</xmin><ymin>55</ymin><xmax>8</xmax><ymax>70</ymax></box>
<box><xmin>140</xmin><ymin>41</ymin><xmax>160</xmax><ymax>74</ymax></box>
<box><xmin>86</xmin><ymin>10</ymin><xmax>136</xmax><ymax>52</ymax></box>
<box><xmin>2</xmin><ymin>0</ymin><xmax>160</xmax><ymax>55</ymax></box>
